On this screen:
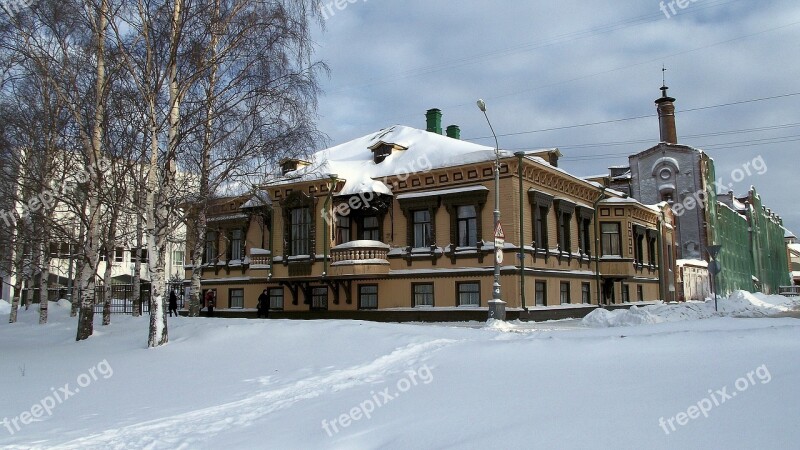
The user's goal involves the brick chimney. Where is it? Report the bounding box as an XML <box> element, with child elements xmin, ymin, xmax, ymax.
<box><xmin>425</xmin><ymin>108</ymin><xmax>442</xmax><ymax>134</ymax></box>
<box><xmin>446</xmin><ymin>124</ymin><xmax>461</xmax><ymax>139</ymax></box>
<box><xmin>655</xmin><ymin>85</ymin><xmax>678</xmax><ymax>144</ymax></box>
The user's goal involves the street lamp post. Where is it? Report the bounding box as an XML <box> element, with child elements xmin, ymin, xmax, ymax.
<box><xmin>477</xmin><ymin>99</ymin><xmax>506</xmax><ymax>321</ymax></box>
<box><xmin>707</xmin><ymin>245</ymin><xmax>722</xmax><ymax>312</ymax></box>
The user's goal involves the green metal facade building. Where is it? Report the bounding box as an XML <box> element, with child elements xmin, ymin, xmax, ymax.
<box><xmin>705</xmin><ymin>158</ymin><xmax>790</xmax><ymax>295</ymax></box>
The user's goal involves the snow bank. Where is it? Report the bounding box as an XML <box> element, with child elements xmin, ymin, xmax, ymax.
<box><xmin>0</xmin><ymin>299</ymin><xmax>10</xmax><ymax>315</ymax></box>
<box><xmin>57</xmin><ymin>299</ymin><xmax>72</xmax><ymax>309</ymax></box>
<box><xmin>583</xmin><ymin>290</ymin><xmax>800</xmax><ymax>328</ymax></box>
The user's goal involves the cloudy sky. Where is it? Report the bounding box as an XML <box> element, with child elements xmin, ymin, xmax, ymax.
<box><xmin>310</xmin><ymin>0</ymin><xmax>800</xmax><ymax>234</ymax></box>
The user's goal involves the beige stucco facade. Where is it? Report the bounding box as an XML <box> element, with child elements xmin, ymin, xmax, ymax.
<box><xmin>185</xmin><ymin>126</ymin><xmax>676</xmax><ymax>316</ymax></box>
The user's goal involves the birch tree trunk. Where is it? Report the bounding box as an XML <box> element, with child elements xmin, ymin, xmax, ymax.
<box><xmin>71</xmin><ymin>239</ymin><xmax>83</xmax><ymax>318</ymax></box>
<box><xmin>38</xmin><ymin>238</ymin><xmax>50</xmax><ymax>324</ymax></box>
<box><xmin>146</xmin><ymin>0</ymin><xmax>185</xmax><ymax>347</ymax></box>
<box><xmin>102</xmin><ymin>252</ymin><xmax>113</xmax><ymax>325</ymax></box>
<box><xmin>132</xmin><ymin>196</ymin><xmax>143</xmax><ymax>317</ymax></box>
<box><xmin>8</xmin><ymin>278</ymin><xmax>22</xmax><ymax>323</ymax></box>
<box><xmin>188</xmin><ymin>0</ymin><xmax>219</xmax><ymax>318</ymax></box>
<box><xmin>76</xmin><ymin>0</ymin><xmax>110</xmax><ymax>342</ymax></box>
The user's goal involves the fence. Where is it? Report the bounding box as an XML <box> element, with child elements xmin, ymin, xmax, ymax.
<box><xmin>779</xmin><ymin>286</ymin><xmax>800</xmax><ymax>297</ymax></box>
<box><xmin>19</xmin><ymin>281</ymin><xmax>186</xmax><ymax>315</ymax></box>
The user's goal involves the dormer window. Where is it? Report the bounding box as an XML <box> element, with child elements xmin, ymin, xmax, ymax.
<box><xmin>373</xmin><ymin>144</ymin><xmax>393</xmax><ymax>164</ymax></box>
<box><xmin>369</xmin><ymin>141</ymin><xmax>407</xmax><ymax>164</ymax></box>
<box><xmin>279</xmin><ymin>158</ymin><xmax>311</xmax><ymax>176</ymax></box>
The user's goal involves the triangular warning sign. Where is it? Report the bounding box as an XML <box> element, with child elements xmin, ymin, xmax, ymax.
<box><xmin>494</xmin><ymin>222</ymin><xmax>505</xmax><ymax>239</ymax></box>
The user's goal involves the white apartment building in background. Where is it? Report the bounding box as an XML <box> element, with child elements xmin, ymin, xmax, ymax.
<box><xmin>1</xmin><ymin>150</ymin><xmax>190</xmax><ymax>302</ymax></box>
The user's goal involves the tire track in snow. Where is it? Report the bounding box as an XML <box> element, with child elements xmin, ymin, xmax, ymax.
<box><xmin>29</xmin><ymin>339</ymin><xmax>456</xmax><ymax>450</ymax></box>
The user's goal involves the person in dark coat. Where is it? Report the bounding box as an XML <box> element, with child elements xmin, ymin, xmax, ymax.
<box><xmin>168</xmin><ymin>291</ymin><xmax>178</xmax><ymax>317</ymax></box>
<box><xmin>205</xmin><ymin>290</ymin><xmax>215</xmax><ymax>317</ymax></box>
<box><xmin>257</xmin><ymin>289</ymin><xmax>270</xmax><ymax>319</ymax></box>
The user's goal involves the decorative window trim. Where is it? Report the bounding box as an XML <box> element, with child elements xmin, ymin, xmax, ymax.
<box><xmin>399</xmin><ymin>196</ymin><xmax>440</xmax><ymax>249</ymax></box>
<box><xmin>442</xmin><ymin>189</ymin><xmax>489</xmax><ymax>256</ymax></box>
<box><xmin>528</xmin><ymin>190</ymin><xmax>554</xmax><ymax>257</ymax></box>
<box><xmin>554</xmin><ymin>198</ymin><xmax>575</xmax><ymax>256</ymax></box>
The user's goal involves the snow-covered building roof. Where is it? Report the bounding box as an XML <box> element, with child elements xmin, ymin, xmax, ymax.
<box><xmin>265</xmin><ymin>125</ymin><xmax>581</xmax><ymax>198</ymax></box>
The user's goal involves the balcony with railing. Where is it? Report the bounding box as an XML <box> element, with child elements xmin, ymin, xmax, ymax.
<box><xmin>330</xmin><ymin>240</ymin><xmax>390</xmax><ymax>276</ymax></box>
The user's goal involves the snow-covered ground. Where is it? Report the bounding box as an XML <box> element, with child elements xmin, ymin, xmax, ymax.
<box><xmin>1</xmin><ymin>293</ymin><xmax>799</xmax><ymax>449</ymax></box>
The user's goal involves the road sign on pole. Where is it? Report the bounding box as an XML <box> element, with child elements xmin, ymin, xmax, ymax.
<box><xmin>494</xmin><ymin>222</ymin><xmax>505</xmax><ymax>248</ymax></box>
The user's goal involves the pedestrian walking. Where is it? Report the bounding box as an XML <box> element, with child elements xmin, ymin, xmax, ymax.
<box><xmin>257</xmin><ymin>289</ymin><xmax>270</xmax><ymax>319</ymax></box>
<box><xmin>205</xmin><ymin>290</ymin><xmax>215</xmax><ymax>317</ymax></box>
<box><xmin>169</xmin><ymin>291</ymin><xmax>178</xmax><ymax>317</ymax></box>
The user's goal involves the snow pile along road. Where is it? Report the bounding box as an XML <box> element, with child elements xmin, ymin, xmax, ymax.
<box><xmin>0</xmin><ymin>299</ymin><xmax>11</xmax><ymax>315</ymax></box>
<box><xmin>583</xmin><ymin>290</ymin><xmax>800</xmax><ymax>328</ymax></box>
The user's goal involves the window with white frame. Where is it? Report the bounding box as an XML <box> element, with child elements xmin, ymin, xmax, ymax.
<box><xmin>457</xmin><ymin>282</ymin><xmax>480</xmax><ymax>307</ymax></box>
<box><xmin>269</xmin><ymin>288</ymin><xmax>284</xmax><ymax>310</ymax></box>
<box><xmin>230</xmin><ymin>288</ymin><xmax>244</xmax><ymax>309</ymax></box>
<box><xmin>413</xmin><ymin>210</ymin><xmax>431</xmax><ymax>248</ymax></box>
<box><xmin>413</xmin><ymin>284</ymin><xmax>434</xmax><ymax>307</ymax></box>
<box><xmin>359</xmin><ymin>285</ymin><xmax>378</xmax><ymax>309</ymax></box>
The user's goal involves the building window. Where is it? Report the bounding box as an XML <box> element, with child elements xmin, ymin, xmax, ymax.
<box><xmin>336</xmin><ymin>215</ymin><xmax>351</xmax><ymax>245</ymax></box>
<box><xmin>648</xmin><ymin>236</ymin><xmax>658</xmax><ymax>266</ymax></box>
<box><xmin>230</xmin><ymin>229</ymin><xmax>244</xmax><ymax>261</ymax></box>
<box><xmin>290</xmin><ymin>207</ymin><xmax>311</xmax><ymax>255</ymax></box>
<box><xmin>634</xmin><ymin>227</ymin><xmax>645</xmax><ymax>266</ymax></box>
<box><xmin>535</xmin><ymin>281</ymin><xmax>546</xmax><ymax>306</ymax></box>
<box><xmin>457</xmin><ymin>205</ymin><xmax>478</xmax><ymax>247</ymax></box>
<box><xmin>114</xmin><ymin>247</ymin><xmax>124</xmax><ymax>263</ymax></box>
<box><xmin>361</xmin><ymin>216</ymin><xmax>380</xmax><ymax>241</ymax></box>
<box><xmin>560</xmin><ymin>282</ymin><xmax>571</xmax><ymax>304</ymax></box>
<box><xmin>359</xmin><ymin>285</ymin><xmax>378</xmax><ymax>309</ymax></box>
<box><xmin>575</xmin><ymin>209</ymin><xmax>592</xmax><ymax>255</ymax></box>
<box><xmin>413</xmin><ymin>283</ymin><xmax>434</xmax><ymax>307</ymax></box>
<box><xmin>557</xmin><ymin>212</ymin><xmax>571</xmax><ymax>252</ymax></box>
<box><xmin>534</xmin><ymin>206</ymin><xmax>549</xmax><ymax>249</ymax></box>
<box><xmin>311</xmin><ymin>287</ymin><xmax>328</xmax><ymax>310</ymax></box>
<box><xmin>529</xmin><ymin>191</ymin><xmax>554</xmax><ymax>250</ymax></box>
<box><xmin>622</xmin><ymin>284</ymin><xmax>630</xmax><ymax>303</ymax></box>
<box><xmin>229</xmin><ymin>288</ymin><xmax>244</xmax><ymax>309</ymax></box>
<box><xmin>372</xmin><ymin>143</ymin><xmax>393</xmax><ymax>164</ymax></box>
<box><xmin>172</xmin><ymin>250</ymin><xmax>184</xmax><ymax>267</ymax></box>
<box><xmin>637</xmin><ymin>285</ymin><xmax>644</xmax><ymax>302</ymax></box>
<box><xmin>205</xmin><ymin>231</ymin><xmax>217</xmax><ymax>263</ymax></box>
<box><xmin>457</xmin><ymin>282</ymin><xmax>480</xmax><ymax>307</ymax></box>
<box><xmin>269</xmin><ymin>288</ymin><xmax>284</xmax><ymax>310</ymax></box>
<box><xmin>601</xmin><ymin>223</ymin><xmax>621</xmax><ymax>256</ymax></box>
<box><xmin>412</xmin><ymin>210</ymin><xmax>431</xmax><ymax>248</ymax></box>
<box><xmin>581</xmin><ymin>283</ymin><xmax>591</xmax><ymax>304</ymax></box>
<box><xmin>554</xmin><ymin>199</ymin><xmax>575</xmax><ymax>253</ymax></box>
